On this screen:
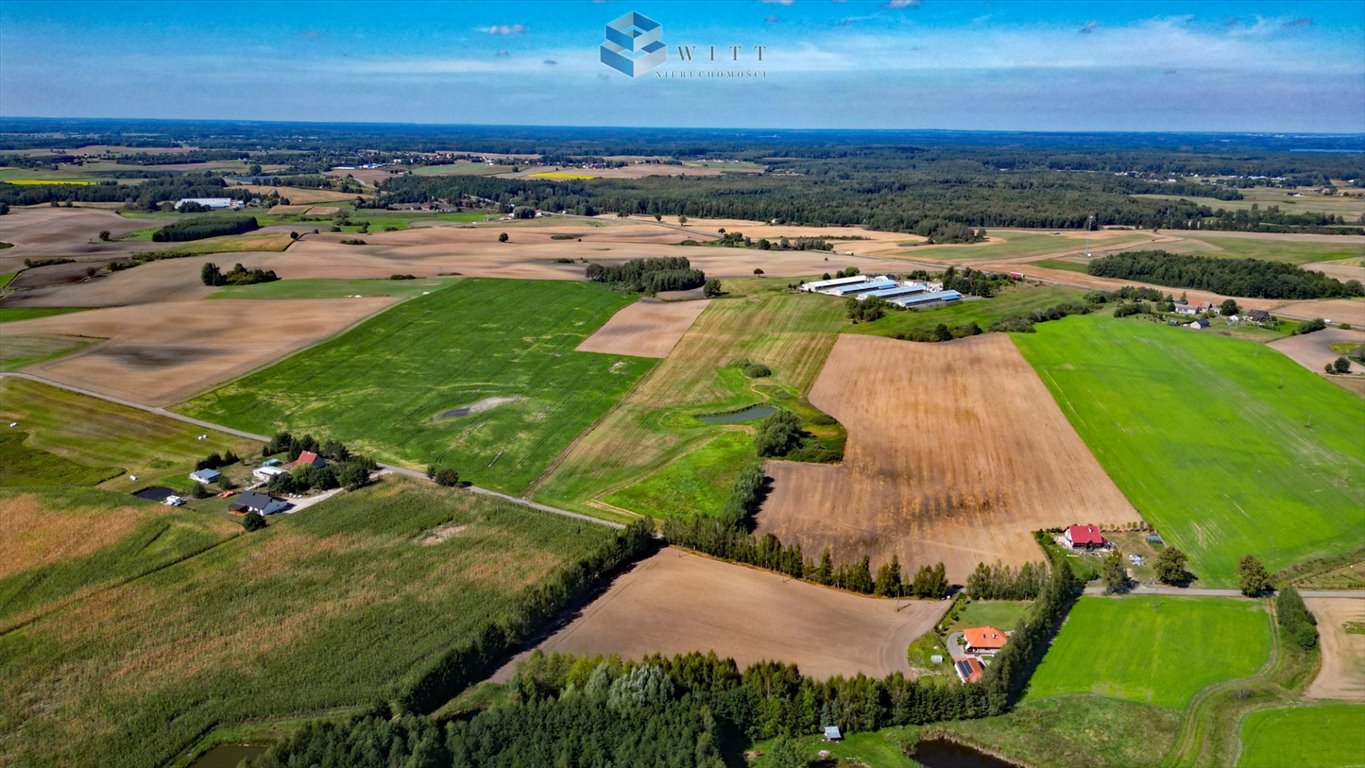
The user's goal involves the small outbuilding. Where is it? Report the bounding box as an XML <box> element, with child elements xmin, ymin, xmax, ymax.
<box><xmin>954</xmin><ymin>657</ymin><xmax>986</xmax><ymax>684</ymax></box>
<box><xmin>823</xmin><ymin>725</ymin><xmax>842</xmax><ymax>742</ymax></box>
<box><xmin>253</xmin><ymin>466</ymin><xmax>287</xmax><ymax>482</ymax></box>
<box><xmin>189</xmin><ymin>468</ymin><xmax>221</xmax><ymax>484</ymax></box>
<box><xmin>1187</xmin><ymin>317</ymin><xmax>1210</xmax><ymax>329</ymax></box>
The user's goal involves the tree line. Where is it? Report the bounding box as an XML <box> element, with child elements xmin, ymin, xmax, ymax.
<box><xmin>200</xmin><ymin>262</ymin><xmax>278</xmax><ymax>286</ymax></box>
<box><xmin>1088</xmin><ymin>250</ymin><xmax>1364</xmax><ymax>299</ymax></box>
<box><xmin>153</xmin><ymin>215</ymin><xmax>259</xmax><ymax>242</ymax></box>
<box><xmin>584</xmin><ymin>256</ymin><xmax>706</xmax><ymax>293</ymax></box>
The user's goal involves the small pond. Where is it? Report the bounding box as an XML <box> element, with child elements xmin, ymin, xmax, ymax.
<box><xmin>695</xmin><ymin>404</ymin><xmax>776</xmax><ymax>424</ymax></box>
<box><xmin>131</xmin><ymin>486</ymin><xmax>175</xmax><ymax>502</ymax></box>
<box><xmin>908</xmin><ymin>738</ymin><xmax>1023</xmax><ymax>768</ymax></box>
<box><xmin>188</xmin><ymin>743</ymin><xmax>268</xmax><ymax>768</ymax></box>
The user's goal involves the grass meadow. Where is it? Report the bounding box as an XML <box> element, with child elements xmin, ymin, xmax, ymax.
<box><xmin>1024</xmin><ymin>596</ymin><xmax>1271</xmax><ymax>708</ymax></box>
<box><xmin>1237</xmin><ymin>703</ymin><xmax>1365</xmax><ymax>768</ymax></box>
<box><xmin>900</xmin><ymin>230</ymin><xmax>1155</xmax><ymax>261</ymax></box>
<box><xmin>0</xmin><ymin>333</ymin><xmax>94</xmax><ymax>370</ymax></box>
<box><xmin>207</xmin><ymin>276</ymin><xmax>456</xmax><ymax>300</ymax></box>
<box><xmin>531</xmin><ymin>285</ymin><xmax>846</xmax><ymax>519</ymax></box>
<box><xmin>0</xmin><ymin>478</ymin><xmax>614</xmax><ymax>768</ymax></box>
<box><xmin>182</xmin><ymin>279</ymin><xmax>654</xmax><ymax>493</ymax></box>
<box><xmin>0</xmin><ymin>378</ymin><xmax>260</xmax><ymax>492</ymax></box>
<box><xmin>1160</xmin><ymin>232</ymin><xmax>1365</xmax><ymax>264</ymax></box>
<box><xmin>846</xmin><ymin>282</ymin><xmax>1085</xmax><ymax>340</ymax></box>
<box><xmin>1014</xmin><ymin>315</ymin><xmax>1365</xmax><ymax>584</ymax></box>
<box><xmin>0</xmin><ymin>306</ymin><xmax>88</xmax><ymax>323</ymax></box>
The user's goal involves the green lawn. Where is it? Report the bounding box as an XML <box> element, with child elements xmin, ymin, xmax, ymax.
<box><xmin>0</xmin><ymin>378</ymin><xmax>260</xmax><ymax>493</ymax></box>
<box><xmin>846</xmin><ymin>282</ymin><xmax>1085</xmax><ymax>340</ymax></box>
<box><xmin>948</xmin><ymin>599</ymin><xmax>1034</xmax><ymax>632</ymax></box>
<box><xmin>0</xmin><ymin>478</ymin><xmax>615</xmax><ymax>768</ymax></box>
<box><xmin>182</xmin><ymin>279</ymin><xmax>654</xmax><ymax>493</ymax></box>
<box><xmin>0</xmin><ymin>431</ymin><xmax>121</xmax><ymax>487</ymax></box>
<box><xmin>601</xmin><ymin>431</ymin><xmax>754</xmax><ymax>519</ymax></box>
<box><xmin>749</xmin><ymin>727</ymin><xmax>918</xmax><ymax>768</ymax></box>
<box><xmin>1238</xmin><ymin>703</ymin><xmax>1365</xmax><ymax>768</ymax></box>
<box><xmin>1025</xmin><ymin>596</ymin><xmax>1271</xmax><ymax>709</ymax></box>
<box><xmin>1030</xmin><ymin>258</ymin><xmax>1089</xmax><ymax>273</ymax></box>
<box><xmin>1014</xmin><ymin>315</ymin><xmax>1365</xmax><ymax>584</ymax></box>
<box><xmin>207</xmin><ymin>277</ymin><xmax>456</xmax><ymax>300</ymax></box>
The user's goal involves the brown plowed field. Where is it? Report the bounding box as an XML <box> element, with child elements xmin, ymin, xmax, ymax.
<box><xmin>493</xmin><ymin>547</ymin><xmax>948</xmax><ymax>682</ymax></box>
<box><xmin>7</xmin><ymin>298</ymin><xmax>394</xmax><ymax>405</ymax></box>
<box><xmin>1269</xmin><ymin>327</ymin><xmax>1365</xmax><ymax>374</ymax></box>
<box><xmin>1305</xmin><ymin>597</ymin><xmax>1365</xmax><ymax>701</ymax></box>
<box><xmin>576</xmin><ymin>299</ymin><xmax>710</xmax><ymax>358</ymax></box>
<box><xmin>1273</xmin><ymin>298</ymin><xmax>1365</xmax><ymax>325</ymax></box>
<box><xmin>756</xmin><ymin>334</ymin><xmax>1140</xmax><ymax>583</ymax></box>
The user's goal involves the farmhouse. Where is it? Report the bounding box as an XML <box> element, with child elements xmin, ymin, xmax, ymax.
<box><xmin>252</xmin><ymin>466</ymin><xmax>287</xmax><ymax>482</ymax></box>
<box><xmin>954</xmin><ymin>656</ymin><xmax>986</xmax><ymax>683</ymax></box>
<box><xmin>1173</xmin><ymin>302</ymin><xmax>1198</xmax><ymax>315</ymax></box>
<box><xmin>1065</xmin><ymin>524</ymin><xmax>1106</xmax><ymax>549</ymax></box>
<box><xmin>174</xmin><ymin>197</ymin><xmax>241</xmax><ymax>211</ymax></box>
<box><xmin>189</xmin><ymin>468</ymin><xmax>221</xmax><ymax>484</ymax></box>
<box><xmin>962</xmin><ymin>626</ymin><xmax>1009</xmax><ymax>655</ymax></box>
<box><xmin>229</xmin><ymin>491</ymin><xmax>289</xmax><ymax>516</ymax></box>
<box><xmin>1248</xmin><ymin>309</ymin><xmax>1271</xmax><ymax>322</ymax></box>
<box><xmin>1187</xmin><ymin>317</ymin><xmax>1210</xmax><ymax>330</ymax></box>
<box><xmin>288</xmin><ymin>450</ymin><xmax>327</xmax><ymax>468</ymax></box>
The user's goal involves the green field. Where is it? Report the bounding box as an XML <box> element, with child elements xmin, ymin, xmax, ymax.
<box><xmin>208</xmin><ymin>277</ymin><xmax>455</xmax><ymax>300</ymax></box>
<box><xmin>846</xmin><ymin>282</ymin><xmax>1085</xmax><ymax>340</ymax></box>
<box><xmin>0</xmin><ymin>478</ymin><xmax>614</xmax><ymax>768</ymax></box>
<box><xmin>749</xmin><ymin>727</ymin><xmax>918</xmax><ymax>768</ymax></box>
<box><xmin>531</xmin><ymin>287</ymin><xmax>846</xmax><ymax>518</ymax></box>
<box><xmin>1238</xmin><ymin>703</ymin><xmax>1365</xmax><ymax>767</ymax></box>
<box><xmin>182</xmin><ymin>279</ymin><xmax>654</xmax><ymax>493</ymax></box>
<box><xmin>948</xmin><ymin>599</ymin><xmax>1034</xmax><ymax>632</ymax></box>
<box><xmin>411</xmin><ymin>162</ymin><xmax>508</xmax><ymax>176</ymax></box>
<box><xmin>1163</xmin><ymin>233</ymin><xmax>1365</xmax><ymax>265</ymax></box>
<box><xmin>1135</xmin><ymin>186</ymin><xmax>1365</xmax><ymax>219</ymax></box>
<box><xmin>1025</xmin><ymin>596</ymin><xmax>1271</xmax><ymax>708</ymax></box>
<box><xmin>1014</xmin><ymin>315</ymin><xmax>1365</xmax><ymax>584</ymax></box>
<box><xmin>0</xmin><ymin>378</ymin><xmax>259</xmax><ymax>493</ymax></box>
<box><xmin>0</xmin><ymin>306</ymin><xmax>88</xmax><ymax>323</ymax></box>
<box><xmin>0</xmin><ymin>431</ymin><xmax>121</xmax><ymax>487</ymax></box>
<box><xmin>0</xmin><ymin>334</ymin><xmax>94</xmax><ymax>370</ymax></box>
<box><xmin>901</xmin><ymin>230</ymin><xmax>1156</xmax><ymax>261</ymax></box>
<box><xmin>1030</xmin><ymin>258</ymin><xmax>1089</xmax><ymax>272</ymax></box>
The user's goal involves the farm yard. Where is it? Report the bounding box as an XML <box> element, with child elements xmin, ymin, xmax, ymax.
<box><xmin>531</xmin><ymin>286</ymin><xmax>846</xmax><ymax>519</ymax></box>
<box><xmin>756</xmin><ymin>333</ymin><xmax>1140</xmax><ymax>583</ymax></box>
<box><xmin>1024</xmin><ymin>596</ymin><xmax>1272</xmax><ymax>708</ymax></box>
<box><xmin>5</xmin><ymin>297</ymin><xmax>396</xmax><ymax>405</ymax></box>
<box><xmin>181</xmin><ymin>279</ymin><xmax>655</xmax><ymax>493</ymax></box>
<box><xmin>1015</xmin><ymin>315</ymin><xmax>1365</xmax><ymax>585</ymax></box>
<box><xmin>0</xmin><ymin>478</ymin><xmax>616</xmax><ymax>768</ymax></box>
<box><xmin>495</xmin><ymin>548</ymin><xmax>949</xmax><ymax>682</ymax></box>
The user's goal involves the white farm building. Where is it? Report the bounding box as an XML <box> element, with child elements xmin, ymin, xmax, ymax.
<box><xmin>175</xmin><ymin>197</ymin><xmax>242</xmax><ymax>211</ymax></box>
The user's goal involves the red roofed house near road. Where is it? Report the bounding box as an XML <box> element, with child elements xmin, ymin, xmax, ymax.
<box><xmin>288</xmin><ymin>450</ymin><xmax>327</xmax><ymax>469</ymax></box>
<box><xmin>954</xmin><ymin>656</ymin><xmax>985</xmax><ymax>684</ymax></box>
<box><xmin>962</xmin><ymin>626</ymin><xmax>1008</xmax><ymax>655</ymax></box>
<box><xmin>1065</xmin><ymin>524</ymin><xmax>1106</xmax><ymax>549</ymax></box>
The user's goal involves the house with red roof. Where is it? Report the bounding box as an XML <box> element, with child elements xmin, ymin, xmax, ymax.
<box><xmin>953</xmin><ymin>656</ymin><xmax>985</xmax><ymax>683</ymax></box>
<box><xmin>1065</xmin><ymin>524</ymin><xmax>1106</xmax><ymax>549</ymax></box>
<box><xmin>288</xmin><ymin>450</ymin><xmax>327</xmax><ymax>469</ymax></box>
<box><xmin>962</xmin><ymin>626</ymin><xmax>1008</xmax><ymax>655</ymax></box>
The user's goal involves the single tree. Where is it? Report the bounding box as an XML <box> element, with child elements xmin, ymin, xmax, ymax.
<box><xmin>703</xmin><ymin>278</ymin><xmax>722</xmax><ymax>297</ymax></box>
<box><xmin>200</xmin><ymin>262</ymin><xmax>223</xmax><ymax>287</ymax></box>
<box><xmin>1101</xmin><ymin>548</ymin><xmax>1128</xmax><ymax>593</ymax></box>
<box><xmin>753</xmin><ymin>268</ymin><xmax>765</xmax><ymax>276</ymax></box>
<box><xmin>1333</xmin><ymin>356</ymin><xmax>1351</xmax><ymax>374</ymax></box>
<box><xmin>190</xmin><ymin>482</ymin><xmax>210</xmax><ymax>499</ymax></box>
<box><xmin>1238</xmin><ymin>555</ymin><xmax>1273</xmax><ymax>596</ymax></box>
<box><xmin>1220</xmin><ymin>299</ymin><xmax>1241</xmax><ymax>316</ymax></box>
<box><xmin>874</xmin><ymin>554</ymin><xmax>903</xmax><ymax>597</ymax></box>
<box><xmin>677</xmin><ymin>214</ymin><xmax>688</xmax><ymax>225</ymax></box>
<box><xmin>434</xmin><ymin>467</ymin><xmax>460</xmax><ymax>487</ymax></box>
<box><xmin>338</xmin><ymin>462</ymin><xmax>370</xmax><ymax>490</ymax></box>
<box><xmin>98</xmin><ymin>230</ymin><xmax>111</xmax><ymax>241</ymax></box>
<box><xmin>289</xmin><ymin>230</ymin><xmax>300</xmax><ymax>240</ymax></box>
<box><xmin>242</xmin><ymin>511</ymin><xmax>267</xmax><ymax>532</ymax></box>
<box><xmin>1154</xmin><ymin>546</ymin><xmax>1189</xmax><ymax>586</ymax></box>
<box><xmin>498</xmin><ymin>232</ymin><xmax>509</xmax><ymax>243</ymax></box>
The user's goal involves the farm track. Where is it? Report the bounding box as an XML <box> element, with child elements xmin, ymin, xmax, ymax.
<box><xmin>0</xmin><ymin>371</ymin><xmax>622</xmax><ymax>530</ymax></box>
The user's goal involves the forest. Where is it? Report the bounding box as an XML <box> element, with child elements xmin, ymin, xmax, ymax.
<box><xmin>1088</xmin><ymin>250</ymin><xmax>1364</xmax><ymax>299</ymax></box>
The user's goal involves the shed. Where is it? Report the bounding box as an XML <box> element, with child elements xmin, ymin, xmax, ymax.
<box><xmin>253</xmin><ymin>466</ymin><xmax>287</xmax><ymax>482</ymax></box>
<box><xmin>189</xmin><ymin>468</ymin><xmax>221</xmax><ymax>484</ymax></box>
<box><xmin>824</xmin><ymin>726</ymin><xmax>842</xmax><ymax>742</ymax></box>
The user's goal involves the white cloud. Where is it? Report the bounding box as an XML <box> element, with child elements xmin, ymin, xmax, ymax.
<box><xmin>884</xmin><ymin>0</ymin><xmax>920</xmax><ymax>8</ymax></box>
<box><xmin>479</xmin><ymin>24</ymin><xmax>527</xmax><ymax>36</ymax></box>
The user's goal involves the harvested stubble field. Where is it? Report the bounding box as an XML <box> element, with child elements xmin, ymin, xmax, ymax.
<box><xmin>0</xmin><ymin>378</ymin><xmax>259</xmax><ymax>491</ymax></box>
<box><xmin>1025</xmin><ymin>596</ymin><xmax>1271</xmax><ymax>709</ymax></box>
<box><xmin>239</xmin><ymin>184</ymin><xmax>361</xmax><ymax>204</ymax></box>
<box><xmin>1268</xmin><ymin>327</ymin><xmax>1365</xmax><ymax>377</ymax></box>
<box><xmin>0</xmin><ymin>205</ymin><xmax>151</xmax><ymax>272</ymax></box>
<box><xmin>1015</xmin><ymin>315</ymin><xmax>1365</xmax><ymax>584</ymax></box>
<box><xmin>756</xmin><ymin>334</ymin><xmax>1139</xmax><ymax>583</ymax></box>
<box><xmin>1305</xmin><ymin>597</ymin><xmax>1365</xmax><ymax>701</ymax></box>
<box><xmin>0</xmin><ymin>478</ymin><xmax>614</xmax><ymax>768</ymax></box>
<box><xmin>532</xmin><ymin>289</ymin><xmax>846</xmax><ymax>518</ymax></box>
<box><xmin>182</xmin><ymin>279</ymin><xmax>654</xmax><ymax>493</ymax></box>
<box><xmin>6</xmin><ymin>297</ymin><xmax>395</xmax><ymax>405</ymax></box>
<box><xmin>575</xmin><ymin>298</ymin><xmax>710</xmax><ymax>358</ymax></box>
<box><xmin>496</xmin><ymin>547</ymin><xmax>948</xmax><ymax>682</ymax></box>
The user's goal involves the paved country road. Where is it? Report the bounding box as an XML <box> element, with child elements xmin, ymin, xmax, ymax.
<box><xmin>1083</xmin><ymin>583</ymin><xmax>1365</xmax><ymax>600</ymax></box>
<box><xmin>0</xmin><ymin>371</ymin><xmax>623</xmax><ymax>530</ymax></box>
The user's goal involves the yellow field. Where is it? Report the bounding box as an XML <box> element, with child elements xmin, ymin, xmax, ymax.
<box><xmin>530</xmin><ymin>171</ymin><xmax>597</xmax><ymax>180</ymax></box>
<box><xmin>2</xmin><ymin>179</ymin><xmax>96</xmax><ymax>186</ymax></box>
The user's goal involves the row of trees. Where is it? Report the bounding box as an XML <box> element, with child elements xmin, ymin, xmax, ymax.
<box><xmin>151</xmin><ymin>215</ymin><xmax>260</xmax><ymax>242</ymax></box>
<box><xmin>1275</xmin><ymin>585</ymin><xmax>1320</xmax><ymax>652</ymax></box>
<box><xmin>1088</xmin><ymin>250</ymin><xmax>1363</xmax><ymax>299</ymax></box>
<box><xmin>987</xmin><ymin>301</ymin><xmax>1092</xmax><ymax>334</ymax></box>
<box><xmin>584</xmin><ymin>256</ymin><xmax>706</xmax><ymax>294</ymax></box>
<box><xmin>200</xmin><ymin>262</ymin><xmax>278</xmax><ymax>286</ymax></box>
<box><xmin>965</xmin><ymin>561</ymin><xmax>1049</xmax><ymax>600</ymax></box>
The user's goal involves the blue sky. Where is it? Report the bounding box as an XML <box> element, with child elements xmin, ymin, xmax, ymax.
<box><xmin>2</xmin><ymin>0</ymin><xmax>1362</xmax><ymax>131</ymax></box>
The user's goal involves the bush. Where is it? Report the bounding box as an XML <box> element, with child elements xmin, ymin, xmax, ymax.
<box><xmin>754</xmin><ymin>410</ymin><xmax>805</xmax><ymax>458</ymax></box>
<box><xmin>1296</xmin><ymin>318</ymin><xmax>1327</xmax><ymax>335</ymax></box>
<box><xmin>340</xmin><ymin>238</ymin><xmax>367</xmax><ymax>245</ymax></box>
<box><xmin>242</xmin><ymin>512</ymin><xmax>268</xmax><ymax>532</ymax></box>
<box><xmin>201</xmin><ymin>262</ymin><xmax>278</xmax><ymax>287</ymax></box>
<box><xmin>703</xmin><ymin>278</ymin><xmax>722</xmax><ymax>297</ymax></box>
<box><xmin>433</xmin><ymin>467</ymin><xmax>460</xmax><ymax>487</ymax></box>
<box><xmin>498</xmin><ymin>232</ymin><xmax>509</xmax><ymax>242</ymax></box>
<box><xmin>389</xmin><ymin>273</ymin><xmax>417</xmax><ymax>280</ymax></box>
<box><xmin>1276</xmin><ymin>586</ymin><xmax>1318</xmax><ymax>651</ymax></box>
<box><xmin>742</xmin><ymin>362</ymin><xmax>771</xmax><ymax>378</ymax></box>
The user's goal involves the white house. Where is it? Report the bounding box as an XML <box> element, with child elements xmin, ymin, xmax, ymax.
<box><xmin>253</xmin><ymin>466</ymin><xmax>288</xmax><ymax>482</ymax></box>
